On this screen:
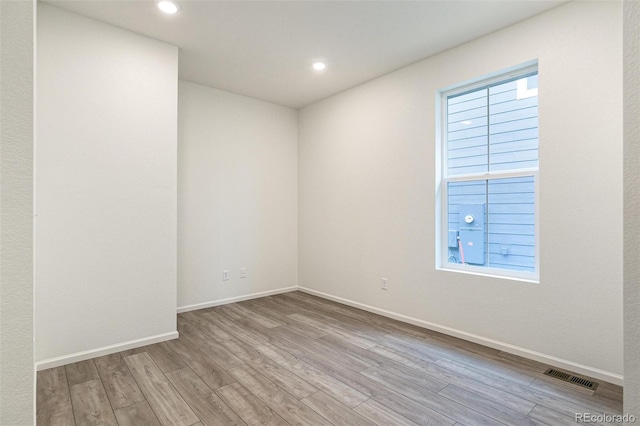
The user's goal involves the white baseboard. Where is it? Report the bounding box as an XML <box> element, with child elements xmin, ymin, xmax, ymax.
<box><xmin>298</xmin><ymin>286</ymin><xmax>623</xmax><ymax>386</ymax></box>
<box><xmin>36</xmin><ymin>285</ymin><xmax>623</xmax><ymax>386</ymax></box>
<box><xmin>177</xmin><ymin>286</ymin><xmax>298</xmax><ymax>314</ymax></box>
<box><xmin>36</xmin><ymin>331</ymin><xmax>179</xmax><ymax>371</ymax></box>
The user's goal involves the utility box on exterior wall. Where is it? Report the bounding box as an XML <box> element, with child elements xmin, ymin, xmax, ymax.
<box><xmin>448</xmin><ymin>230</ymin><xmax>459</xmax><ymax>248</ymax></box>
<box><xmin>458</xmin><ymin>204</ymin><xmax>486</xmax><ymax>265</ymax></box>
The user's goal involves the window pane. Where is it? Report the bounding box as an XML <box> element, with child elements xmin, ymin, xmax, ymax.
<box><xmin>487</xmin><ymin>176</ymin><xmax>535</xmax><ymax>272</ymax></box>
<box><xmin>447</xmin><ymin>181</ymin><xmax>487</xmax><ymax>265</ymax></box>
<box><xmin>489</xmin><ymin>75</ymin><xmax>538</xmax><ymax>172</ymax></box>
<box><xmin>447</xmin><ymin>74</ymin><xmax>539</xmax><ymax>177</ymax></box>
<box><xmin>447</xmin><ymin>89</ymin><xmax>488</xmax><ymax>176</ymax></box>
<box><xmin>447</xmin><ymin>176</ymin><xmax>535</xmax><ymax>273</ymax></box>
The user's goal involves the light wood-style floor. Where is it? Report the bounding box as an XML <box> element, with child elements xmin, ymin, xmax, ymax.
<box><xmin>37</xmin><ymin>291</ymin><xmax>623</xmax><ymax>426</ymax></box>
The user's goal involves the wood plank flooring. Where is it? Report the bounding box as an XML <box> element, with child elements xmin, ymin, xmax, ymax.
<box><xmin>37</xmin><ymin>291</ymin><xmax>623</xmax><ymax>426</ymax></box>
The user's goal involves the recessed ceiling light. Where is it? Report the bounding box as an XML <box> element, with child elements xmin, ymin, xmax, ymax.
<box><xmin>312</xmin><ymin>62</ymin><xmax>327</xmax><ymax>71</ymax></box>
<box><xmin>158</xmin><ymin>0</ymin><xmax>179</xmax><ymax>14</ymax></box>
<box><xmin>462</xmin><ymin>120</ymin><xmax>472</xmax><ymax>125</ymax></box>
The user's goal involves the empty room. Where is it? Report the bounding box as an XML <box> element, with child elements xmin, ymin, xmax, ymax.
<box><xmin>1</xmin><ymin>0</ymin><xmax>640</xmax><ymax>425</ymax></box>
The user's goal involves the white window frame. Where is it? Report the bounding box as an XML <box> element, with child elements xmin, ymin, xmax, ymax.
<box><xmin>436</xmin><ymin>63</ymin><xmax>540</xmax><ymax>283</ymax></box>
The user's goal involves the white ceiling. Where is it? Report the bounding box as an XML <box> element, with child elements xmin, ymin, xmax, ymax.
<box><xmin>45</xmin><ymin>0</ymin><xmax>566</xmax><ymax>108</ymax></box>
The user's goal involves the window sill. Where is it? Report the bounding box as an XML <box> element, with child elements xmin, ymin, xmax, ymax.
<box><xmin>436</xmin><ymin>265</ymin><xmax>539</xmax><ymax>284</ymax></box>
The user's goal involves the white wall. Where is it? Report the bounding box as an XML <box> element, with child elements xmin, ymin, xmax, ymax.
<box><xmin>178</xmin><ymin>81</ymin><xmax>298</xmax><ymax>310</ymax></box>
<box><xmin>0</xmin><ymin>0</ymin><xmax>35</xmax><ymax>423</ymax></box>
<box><xmin>624</xmin><ymin>0</ymin><xmax>640</xmax><ymax>414</ymax></box>
<box><xmin>298</xmin><ymin>1</ymin><xmax>623</xmax><ymax>382</ymax></box>
<box><xmin>35</xmin><ymin>4</ymin><xmax>178</xmax><ymax>366</ymax></box>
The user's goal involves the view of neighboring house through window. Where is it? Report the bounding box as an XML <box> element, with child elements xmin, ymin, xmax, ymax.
<box><xmin>439</xmin><ymin>63</ymin><xmax>539</xmax><ymax>281</ymax></box>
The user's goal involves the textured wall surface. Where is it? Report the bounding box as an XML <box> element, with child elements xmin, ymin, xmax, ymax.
<box><xmin>0</xmin><ymin>0</ymin><xmax>35</xmax><ymax>424</ymax></box>
<box><xmin>178</xmin><ymin>81</ymin><xmax>298</xmax><ymax>310</ymax></box>
<box><xmin>624</xmin><ymin>0</ymin><xmax>640</xmax><ymax>415</ymax></box>
<box><xmin>36</xmin><ymin>4</ymin><xmax>178</xmax><ymax>364</ymax></box>
<box><xmin>299</xmin><ymin>0</ymin><xmax>623</xmax><ymax>382</ymax></box>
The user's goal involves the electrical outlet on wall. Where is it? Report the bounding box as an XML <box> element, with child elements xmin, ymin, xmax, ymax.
<box><xmin>381</xmin><ymin>278</ymin><xmax>388</xmax><ymax>290</ymax></box>
<box><xmin>223</xmin><ymin>270</ymin><xmax>229</xmax><ymax>281</ymax></box>
<box><xmin>240</xmin><ymin>268</ymin><xmax>246</xmax><ymax>278</ymax></box>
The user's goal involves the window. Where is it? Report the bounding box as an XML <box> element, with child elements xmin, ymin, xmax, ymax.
<box><xmin>438</xmin><ymin>64</ymin><xmax>539</xmax><ymax>281</ymax></box>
